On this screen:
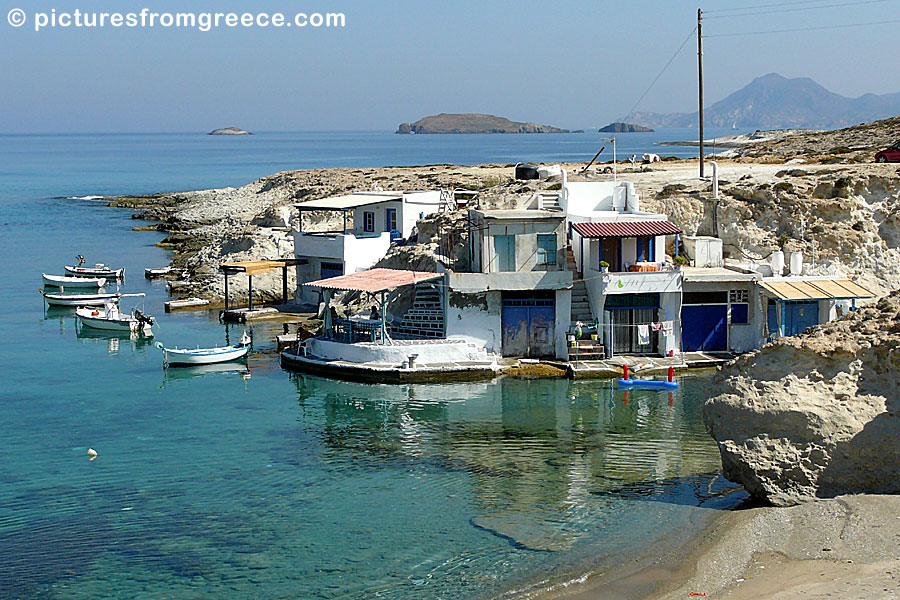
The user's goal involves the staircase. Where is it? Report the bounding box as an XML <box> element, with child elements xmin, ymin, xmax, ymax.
<box><xmin>566</xmin><ymin>246</ymin><xmax>605</xmax><ymax>360</ymax></box>
<box><xmin>567</xmin><ymin>247</ymin><xmax>593</xmax><ymax>325</ymax></box>
<box><xmin>535</xmin><ymin>192</ymin><xmax>562</xmax><ymax>211</ymax></box>
<box><xmin>390</xmin><ymin>286</ymin><xmax>445</xmax><ymax>339</ymax></box>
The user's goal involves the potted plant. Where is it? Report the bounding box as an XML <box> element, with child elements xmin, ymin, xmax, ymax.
<box><xmin>599</xmin><ymin>260</ymin><xmax>610</xmax><ymax>273</ymax></box>
<box><xmin>673</xmin><ymin>255</ymin><xmax>687</xmax><ymax>269</ymax></box>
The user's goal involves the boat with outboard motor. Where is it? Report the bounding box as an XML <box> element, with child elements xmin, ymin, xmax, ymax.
<box><xmin>75</xmin><ymin>295</ymin><xmax>154</xmax><ymax>334</ymax></box>
<box><xmin>64</xmin><ymin>255</ymin><xmax>125</xmax><ymax>279</ymax></box>
<box><xmin>158</xmin><ymin>331</ymin><xmax>252</xmax><ymax>367</ymax></box>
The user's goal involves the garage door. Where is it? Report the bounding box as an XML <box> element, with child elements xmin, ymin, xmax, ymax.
<box><xmin>682</xmin><ymin>304</ymin><xmax>727</xmax><ymax>351</ymax></box>
<box><xmin>784</xmin><ymin>301</ymin><xmax>818</xmax><ymax>336</ymax></box>
<box><xmin>501</xmin><ymin>295</ymin><xmax>555</xmax><ymax>358</ymax></box>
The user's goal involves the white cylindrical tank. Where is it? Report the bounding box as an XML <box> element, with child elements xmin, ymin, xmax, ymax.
<box><xmin>789</xmin><ymin>251</ymin><xmax>803</xmax><ymax>275</ymax></box>
<box><xmin>771</xmin><ymin>250</ymin><xmax>785</xmax><ymax>275</ymax></box>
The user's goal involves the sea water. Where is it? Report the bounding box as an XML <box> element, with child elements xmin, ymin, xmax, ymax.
<box><xmin>0</xmin><ymin>132</ymin><xmax>743</xmax><ymax>600</ymax></box>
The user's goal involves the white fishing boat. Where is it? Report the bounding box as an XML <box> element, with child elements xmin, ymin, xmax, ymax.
<box><xmin>64</xmin><ymin>255</ymin><xmax>125</xmax><ymax>279</ymax></box>
<box><xmin>159</xmin><ymin>332</ymin><xmax>251</xmax><ymax>367</ymax></box>
<box><xmin>42</xmin><ymin>273</ymin><xmax>107</xmax><ymax>289</ymax></box>
<box><xmin>39</xmin><ymin>290</ymin><xmax>122</xmax><ymax>307</ymax></box>
<box><xmin>76</xmin><ymin>296</ymin><xmax>154</xmax><ymax>335</ymax></box>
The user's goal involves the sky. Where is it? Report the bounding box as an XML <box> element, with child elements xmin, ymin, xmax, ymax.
<box><xmin>1</xmin><ymin>0</ymin><xmax>898</xmax><ymax>133</ymax></box>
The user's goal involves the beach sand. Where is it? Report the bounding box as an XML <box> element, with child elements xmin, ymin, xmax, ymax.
<box><xmin>533</xmin><ymin>494</ymin><xmax>900</xmax><ymax>600</ymax></box>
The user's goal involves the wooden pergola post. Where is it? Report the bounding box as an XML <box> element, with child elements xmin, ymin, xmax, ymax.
<box><xmin>248</xmin><ymin>275</ymin><xmax>254</xmax><ymax>311</ymax></box>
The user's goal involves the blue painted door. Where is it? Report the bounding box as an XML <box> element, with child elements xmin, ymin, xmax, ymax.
<box><xmin>502</xmin><ymin>297</ymin><xmax>555</xmax><ymax>357</ymax></box>
<box><xmin>494</xmin><ymin>235</ymin><xmax>516</xmax><ymax>272</ymax></box>
<box><xmin>681</xmin><ymin>305</ymin><xmax>728</xmax><ymax>351</ymax></box>
<box><xmin>320</xmin><ymin>262</ymin><xmax>344</xmax><ymax>280</ymax></box>
<box><xmin>784</xmin><ymin>301</ymin><xmax>818</xmax><ymax>336</ymax></box>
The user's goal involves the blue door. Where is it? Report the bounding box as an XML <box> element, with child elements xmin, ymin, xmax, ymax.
<box><xmin>502</xmin><ymin>296</ymin><xmax>555</xmax><ymax>357</ymax></box>
<box><xmin>494</xmin><ymin>235</ymin><xmax>516</xmax><ymax>272</ymax></box>
<box><xmin>681</xmin><ymin>305</ymin><xmax>728</xmax><ymax>351</ymax></box>
<box><xmin>320</xmin><ymin>262</ymin><xmax>344</xmax><ymax>280</ymax></box>
<box><xmin>784</xmin><ymin>301</ymin><xmax>818</xmax><ymax>336</ymax></box>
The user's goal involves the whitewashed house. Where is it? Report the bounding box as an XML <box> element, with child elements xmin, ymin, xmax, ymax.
<box><xmin>293</xmin><ymin>191</ymin><xmax>441</xmax><ymax>305</ymax></box>
<box><xmin>562</xmin><ymin>179</ymin><xmax>683</xmax><ymax>357</ymax></box>
<box><xmin>446</xmin><ymin>207</ymin><xmax>572</xmax><ymax>359</ymax></box>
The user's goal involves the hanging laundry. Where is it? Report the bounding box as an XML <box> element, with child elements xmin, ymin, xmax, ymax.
<box><xmin>662</xmin><ymin>321</ymin><xmax>674</xmax><ymax>334</ymax></box>
<box><xmin>651</xmin><ymin>322</ymin><xmax>663</xmax><ymax>332</ymax></box>
<box><xmin>637</xmin><ymin>324</ymin><xmax>650</xmax><ymax>345</ymax></box>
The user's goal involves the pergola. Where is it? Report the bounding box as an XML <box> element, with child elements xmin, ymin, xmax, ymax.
<box><xmin>220</xmin><ymin>259</ymin><xmax>303</xmax><ymax>311</ymax></box>
<box><xmin>304</xmin><ymin>268</ymin><xmax>442</xmax><ymax>344</ymax></box>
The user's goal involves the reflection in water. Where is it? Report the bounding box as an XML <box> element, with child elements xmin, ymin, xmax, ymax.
<box><xmin>161</xmin><ymin>362</ymin><xmax>252</xmax><ymax>387</ymax></box>
<box><xmin>75</xmin><ymin>325</ymin><xmax>154</xmax><ymax>354</ymax></box>
<box><xmin>289</xmin><ymin>374</ymin><xmax>729</xmax><ymax>559</ymax></box>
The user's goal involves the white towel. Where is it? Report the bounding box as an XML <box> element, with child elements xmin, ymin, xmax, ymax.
<box><xmin>637</xmin><ymin>324</ymin><xmax>650</xmax><ymax>345</ymax></box>
<box><xmin>662</xmin><ymin>321</ymin><xmax>674</xmax><ymax>334</ymax></box>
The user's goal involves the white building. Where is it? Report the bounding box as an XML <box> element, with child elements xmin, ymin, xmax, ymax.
<box><xmin>293</xmin><ymin>191</ymin><xmax>441</xmax><ymax>305</ymax></box>
<box><xmin>446</xmin><ymin>207</ymin><xmax>572</xmax><ymax>360</ymax></box>
<box><xmin>562</xmin><ymin>179</ymin><xmax>683</xmax><ymax>357</ymax></box>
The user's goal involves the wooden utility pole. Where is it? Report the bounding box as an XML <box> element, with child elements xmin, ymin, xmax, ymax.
<box><xmin>697</xmin><ymin>8</ymin><xmax>704</xmax><ymax>178</ymax></box>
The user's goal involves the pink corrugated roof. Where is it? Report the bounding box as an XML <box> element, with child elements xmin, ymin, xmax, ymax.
<box><xmin>573</xmin><ymin>220</ymin><xmax>681</xmax><ymax>238</ymax></box>
<box><xmin>304</xmin><ymin>268</ymin><xmax>442</xmax><ymax>293</ymax></box>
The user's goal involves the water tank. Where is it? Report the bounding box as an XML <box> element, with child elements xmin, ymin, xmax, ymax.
<box><xmin>770</xmin><ymin>250</ymin><xmax>785</xmax><ymax>275</ymax></box>
<box><xmin>789</xmin><ymin>251</ymin><xmax>803</xmax><ymax>275</ymax></box>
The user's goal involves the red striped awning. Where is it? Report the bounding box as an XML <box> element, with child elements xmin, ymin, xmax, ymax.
<box><xmin>573</xmin><ymin>220</ymin><xmax>681</xmax><ymax>238</ymax></box>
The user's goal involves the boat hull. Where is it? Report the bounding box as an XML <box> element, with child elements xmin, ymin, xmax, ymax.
<box><xmin>65</xmin><ymin>265</ymin><xmax>125</xmax><ymax>279</ymax></box>
<box><xmin>76</xmin><ymin>308</ymin><xmax>152</xmax><ymax>335</ymax></box>
<box><xmin>42</xmin><ymin>292</ymin><xmax>120</xmax><ymax>307</ymax></box>
<box><xmin>164</xmin><ymin>345</ymin><xmax>249</xmax><ymax>366</ymax></box>
<box><xmin>42</xmin><ymin>273</ymin><xmax>107</xmax><ymax>288</ymax></box>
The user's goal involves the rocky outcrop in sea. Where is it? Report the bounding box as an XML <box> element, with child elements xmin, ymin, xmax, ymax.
<box><xmin>703</xmin><ymin>291</ymin><xmax>900</xmax><ymax>506</ymax></box>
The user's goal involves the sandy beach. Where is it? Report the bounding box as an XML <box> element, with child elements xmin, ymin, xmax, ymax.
<box><xmin>528</xmin><ymin>494</ymin><xmax>900</xmax><ymax>600</ymax></box>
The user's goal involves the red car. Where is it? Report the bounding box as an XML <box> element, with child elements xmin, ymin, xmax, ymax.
<box><xmin>876</xmin><ymin>141</ymin><xmax>900</xmax><ymax>163</ymax></box>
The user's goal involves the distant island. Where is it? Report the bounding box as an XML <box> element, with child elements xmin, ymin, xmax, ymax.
<box><xmin>396</xmin><ymin>113</ymin><xmax>568</xmax><ymax>134</ymax></box>
<box><xmin>208</xmin><ymin>127</ymin><xmax>251</xmax><ymax>135</ymax></box>
<box><xmin>599</xmin><ymin>122</ymin><xmax>654</xmax><ymax>133</ymax></box>
<box><xmin>630</xmin><ymin>72</ymin><xmax>900</xmax><ymax>130</ymax></box>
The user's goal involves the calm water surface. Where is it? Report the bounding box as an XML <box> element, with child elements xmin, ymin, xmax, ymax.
<box><xmin>0</xmin><ymin>134</ymin><xmax>742</xmax><ymax>600</ymax></box>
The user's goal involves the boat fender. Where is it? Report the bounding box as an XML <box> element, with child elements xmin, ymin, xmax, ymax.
<box><xmin>92</xmin><ymin>310</ymin><xmax>99</xmax><ymax>316</ymax></box>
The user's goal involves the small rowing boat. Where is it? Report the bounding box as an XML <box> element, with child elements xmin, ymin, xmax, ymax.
<box><xmin>64</xmin><ymin>255</ymin><xmax>125</xmax><ymax>279</ymax></box>
<box><xmin>42</xmin><ymin>273</ymin><xmax>107</xmax><ymax>289</ymax></box>
<box><xmin>39</xmin><ymin>290</ymin><xmax>122</xmax><ymax>307</ymax></box>
<box><xmin>159</xmin><ymin>331</ymin><xmax>251</xmax><ymax>367</ymax></box>
<box><xmin>76</xmin><ymin>297</ymin><xmax>154</xmax><ymax>335</ymax></box>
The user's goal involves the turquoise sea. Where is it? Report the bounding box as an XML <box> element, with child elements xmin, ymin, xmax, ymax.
<box><xmin>0</xmin><ymin>131</ymin><xmax>744</xmax><ymax>600</ymax></box>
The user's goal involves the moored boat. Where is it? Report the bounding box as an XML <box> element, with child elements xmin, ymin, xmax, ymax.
<box><xmin>76</xmin><ymin>297</ymin><xmax>154</xmax><ymax>335</ymax></box>
<box><xmin>42</xmin><ymin>273</ymin><xmax>107</xmax><ymax>289</ymax></box>
<box><xmin>39</xmin><ymin>290</ymin><xmax>122</xmax><ymax>307</ymax></box>
<box><xmin>64</xmin><ymin>255</ymin><xmax>125</xmax><ymax>279</ymax></box>
<box><xmin>159</xmin><ymin>332</ymin><xmax>251</xmax><ymax>367</ymax></box>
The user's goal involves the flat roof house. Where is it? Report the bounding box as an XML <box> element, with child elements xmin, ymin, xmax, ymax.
<box><xmin>446</xmin><ymin>207</ymin><xmax>573</xmax><ymax>360</ymax></box>
<box><xmin>562</xmin><ymin>180</ymin><xmax>683</xmax><ymax>357</ymax></box>
<box><xmin>292</xmin><ymin>191</ymin><xmax>441</xmax><ymax>306</ymax></box>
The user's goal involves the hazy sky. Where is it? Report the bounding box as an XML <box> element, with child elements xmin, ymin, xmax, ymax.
<box><xmin>1</xmin><ymin>0</ymin><xmax>898</xmax><ymax>132</ymax></box>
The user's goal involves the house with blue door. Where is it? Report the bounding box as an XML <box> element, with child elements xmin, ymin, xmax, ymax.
<box><xmin>758</xmin><ymin>277</ymin><xmax>874</xmax><ymax>339</ymax></box>
<box><xmin>557</xmin><ymin>179</ymin><xmax>684</xmax><ymax>357</ymax></box>
<box><xmin>681</xmin><ymin>267</ymin><xmax>762</xmax><ymax>353</ymax></box>
<box><xmin>445</xmin><ymin>207</ymin><xmax>572</xmax><ymax>359</ymax></box>
<box><xmin>292</xmin><ymin>190</ymin><xmax>441</xmax><ymax>306</ymax></box>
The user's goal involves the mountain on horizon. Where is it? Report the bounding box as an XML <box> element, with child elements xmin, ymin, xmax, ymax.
<box><xmin>631</xmin><ymin>73</ymin><xmax>900</xmax><ymax>130</ymax></box>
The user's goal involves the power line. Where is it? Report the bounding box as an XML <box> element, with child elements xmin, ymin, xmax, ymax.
<box><xmin>704</xmin><ymin>0</ymin><xmax>868</xmax><ymax>13</ymax></box>
<box><xmin>705</xmin><ymin>17</ymin><xmax>900</xmax><ymax>37</ymax></box>
<box><xmin>621</xmin><ymin>26</ymin><xmax>697</xmax><ymax>124</ymax></box>
<box><xmin>704</xmin><ymin>0</ymin><xmax>892</xmax><ymax>19</ymax></box>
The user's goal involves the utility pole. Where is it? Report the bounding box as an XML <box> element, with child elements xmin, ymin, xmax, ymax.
<box><xmin>697</xmin><ymin>7</ymin><xmax>704</xmax><ymax>178</ymax></box>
